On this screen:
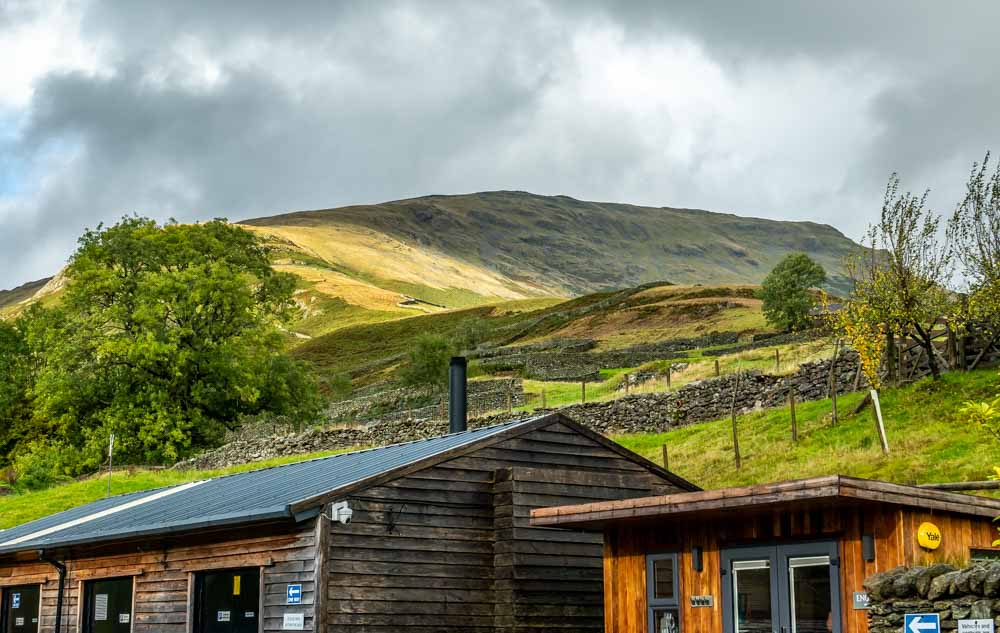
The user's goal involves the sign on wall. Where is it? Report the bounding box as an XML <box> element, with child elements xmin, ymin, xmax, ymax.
<box><xmin>283</xmin><ymin>613</ymin><xmax>305</xmax><ymax>630</ymax></box>
<box><xmin>905</xmin><ymin>613</ymin><xmax>941</xmax><ymax>633</ymax></box>
<box><xmin>917</xmin><ymin>522</ymin><xmax>942</xmax><ymax>550</ymax></box>
<box><xmin>287</xmin><ymin>584</ymin><xmax>302</xmax><ymax>605</ymax></box>
<box><xmin>958</xmin><ymin>620</ymin><xmax>995</xmax><ymax>633</ymax></box>
<box><xmin>852</xmin><ymin>592</ymin><xmax>870</xmax><ymax>610</ymax></box>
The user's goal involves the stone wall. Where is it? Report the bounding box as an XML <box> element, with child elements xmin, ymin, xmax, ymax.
<box><xmin>864</xmin><ymin>563</ymin><xmax>1000</xmax><ymax>632</ymax></box>
<box><xmin>183</xmin><ymin>350</ymin><xmax>862</xmax><ymax>470</ymax></box>
<box><xmin>325</xmin><ymin>378</ymin><xmax>525</xmax><ymax>422</ymax></box>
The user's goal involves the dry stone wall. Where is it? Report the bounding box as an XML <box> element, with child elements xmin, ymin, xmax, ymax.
<box><xmin>864</xmin><ymin>563</ymin><xmax>1000</xmax><ymax>632</ymax></box>
<box><xmin>181</xmin><ymin>351</ymin><xmax>861</xmax><ymax>470</ymax></box>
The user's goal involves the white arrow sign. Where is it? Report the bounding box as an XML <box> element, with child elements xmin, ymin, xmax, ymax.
<box><xmin>906</xmin><ymin>614</ymin><xmax>940</xmax><ymax>633</ymax></box>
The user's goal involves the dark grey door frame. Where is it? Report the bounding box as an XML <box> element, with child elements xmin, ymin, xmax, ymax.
<box><xmin>721</xmin><ymin>540</ymin><xmax>841</xmax><ymax>633</ymax></box>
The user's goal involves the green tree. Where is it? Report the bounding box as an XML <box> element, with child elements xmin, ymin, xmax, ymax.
<box><xmin>399</xmin><ymin>334</ymin><xmax>454</xmax><ymax>388</ymax></box>
<box><xmin>759</xmin><ymin>253</ymin><xmax>827</xmax><ymax>331</ymax></box>
<box><xmin>0</xmin><ymin>316</ymin><xmax>37</xmax><ymax>464</ymax></box>
<box><xmin>27</xmin><ymin>217</ymin><xmax>319</xmax><ymax>467</ymax></box>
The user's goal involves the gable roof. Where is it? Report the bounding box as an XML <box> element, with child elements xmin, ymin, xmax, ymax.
<box><xmin>0</xmin><ymin>413</ymin><xmax>695</xmax><ymax>555</ymax></box>
<box><xmin>530</xmin><ymin>475</ymin><xmax>1000</xmax><ymax>530</ymax></box>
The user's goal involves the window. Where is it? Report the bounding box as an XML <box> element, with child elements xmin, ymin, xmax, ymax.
<box><xmin>971</xmin><ymin>548</ymin><xmax>1000</xmax><ymax>563</ymax></box>
<box><xmin>647</xmin><ymin>553</ymin><xmax>681</xmax><ymax>633</ymax></box>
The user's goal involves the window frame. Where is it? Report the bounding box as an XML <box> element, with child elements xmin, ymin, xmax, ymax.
<box><xmin>646</xmin><ymin>552</ymin><xmax>681</xmax><ymax>633</ymax></box>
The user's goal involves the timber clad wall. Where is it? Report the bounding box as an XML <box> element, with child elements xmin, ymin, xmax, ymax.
<box><xmin>0</xmin><ymin>524</ymin><xmax>318</xmax><ymax>633</ymax></box>
<box><xmin>602</xmin><ymin>504</ymin><xmax>996</xmax><ymax>633</ymax></box>
<box><xmin>0</xmin><ymin>418</ymin><xmax>683</xmax><ymax>633</ymax></box>
<box><xmin>328</xmin><ymin>421</ymin><xmax>683</xmax><ymax>632</ymax></box>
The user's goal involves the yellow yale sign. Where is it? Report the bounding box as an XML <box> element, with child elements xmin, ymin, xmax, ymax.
<box><xmin>917</xmin><ymin>522</ymin><xmax>942</xmax><ymax>550</ymax></box>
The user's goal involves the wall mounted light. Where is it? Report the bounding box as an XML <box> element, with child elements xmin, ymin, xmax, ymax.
<box><xmin>862</xmin><ymin>534</ymin><xmax>875</xmax><ymax>562</ymax></box>
<box><xmin>692</xmin><ymin>546</ymin><xmax>704</xmax><ymax>572</ymax></box>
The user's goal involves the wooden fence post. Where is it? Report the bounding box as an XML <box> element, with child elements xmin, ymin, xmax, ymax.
<box><xmin>828</xmin><ymin>339</ymin><xmax>841</xmax><ymax>426</ymax></box>
<box><xmin>871</xmin><ymin>389</ymin><xmax>890</xmax><ymax>454</ymax></box>
<box><xmin>715</xmin><ymin>359</ymin><xmax>721</xmax><ymax>377</ymax></box>
<box><xmin>731</xmin><ymin>371</ymin><xmax>742</xmax><ymax>469</ymax></box>
<box><xmin>775</xmin><ymin>349</ymin><xmax>781</xmax><ymax>373</ymax></box>
<box><xmin>661</xmin><ymin>444</ymin><xmax>669</xmax><ymax>470</ymax></box>
<box><xmin>789</xmin><ymin>389</ymin><xmax>798</xmax><ymax>443</ymax></box>
<box><xmin>665</xmin><ymin>366</ymin><xmax>672</xmax><ymax>391</ymax></box>
<box><xmin>624</xmin><ymin>373</ymin><xmax>630</xmax><ymax>396</ymax></box>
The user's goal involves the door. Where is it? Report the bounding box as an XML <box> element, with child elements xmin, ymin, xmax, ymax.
<box><xmin>83</xmin><ymin>577</ymin><xmax>134</xmax><ymax>633</ymax></box>
<box><xmin>194</xmin><ymin>568</ymin><xmax>260</xmax><ymax>633</ymax></box>
<box><xmin>2</xmin><ymin>585</ymin><xmax>40</xmax><ymax>633</ymax></box>
<box><xmin>722</xmin><ymin>542</ymin><xmax>841</xmax><ymax>633</ymax></box>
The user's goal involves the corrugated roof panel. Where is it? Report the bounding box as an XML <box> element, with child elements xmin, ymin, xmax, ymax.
<box><xmin>0</xmin><ymin>417</ymin><xmax>543</xmax><ymax>554</ymax></box>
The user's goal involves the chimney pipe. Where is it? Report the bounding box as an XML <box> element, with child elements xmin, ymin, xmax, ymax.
<box><xmin>449</xmin><ymin>356</ymin><xmax>468</xmax><ymax>433</ymax></box>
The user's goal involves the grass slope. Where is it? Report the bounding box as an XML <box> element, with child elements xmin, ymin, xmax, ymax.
<box><xmin>616</xmin><ymin>369</ymin><xmax>1000</xmax><ymax>489</ymax></box>
<box><xmin>4</xmin><ymin>370</ymin><xmax>996</xmax><ymax>530</ymax></box>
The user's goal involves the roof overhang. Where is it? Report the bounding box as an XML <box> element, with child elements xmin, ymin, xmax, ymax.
<box><xmin>530</xmin><ymin>475</ymin><xmax>1000</xmax><ymax>530</ymax></box>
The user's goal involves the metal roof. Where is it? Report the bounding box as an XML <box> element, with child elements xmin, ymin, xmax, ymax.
<box><xmin>0</xmin><ymin>417</ymin><xmax>545</xmax><ymax>554</ymax></box>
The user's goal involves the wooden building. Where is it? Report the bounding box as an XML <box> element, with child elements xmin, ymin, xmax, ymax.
<box><xmin>0</xmin><ymin>413</ymin><xmax>695</xmax><ymax>633</ymax></box>
<box><xmin>531</xmin><ymin>475</ymin><xmax>1000</xmax><ymax>633</ymax></box>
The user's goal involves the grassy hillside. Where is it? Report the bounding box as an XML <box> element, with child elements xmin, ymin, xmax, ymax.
<box><xmin>4</xmin><ymin>369</ymin><xmax>996</xmax><ymax>530</ymax></box>
<box><xmin>616</xmin><ymin>369</ymin><xmax>1000</xmax><ymax>489</ymax></box>
<box><xmin>292</xmin><ymin>283</ymin><xmax>775</xmax><ymax>383</ymax></box>
<box><xmin>243</xmin><ymin>191</ymin><xmax>859</xmax><ymax>302</ymax></box>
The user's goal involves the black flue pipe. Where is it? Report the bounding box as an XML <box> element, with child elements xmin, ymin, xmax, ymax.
<box><xmin>449</xmin><ymin>356</ymin><xmax>468</xmax><ymax>433</ymax></box>
<box><xmin>39</xmin><ymin>550</ymin><xmax>66</xmax><ymax>632</ymax></box>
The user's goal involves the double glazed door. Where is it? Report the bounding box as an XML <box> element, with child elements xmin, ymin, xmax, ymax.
<box><xmin>722</xmin><ymin>542</ymin><xmax>841</xmax><ymax>633</ymax></box>
<box><xmin>1</xmin><ymin>585</ymin><xmax>40</xmax><ymax>633</ymax></box>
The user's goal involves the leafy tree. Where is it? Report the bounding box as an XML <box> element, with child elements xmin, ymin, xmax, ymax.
<box><xmin>0</xmin><ymin>316</ymin><xmax>37</xmax><ymax>464</ymax></box>
<box><xmin>842</xmin><ymin>174</ymin><xmax>954</xmax><ymax>380</ymax></box>
<box><xmin>399</xmin><ymin>334</ymin><xmax>454</xmax><ymax>388</ymax></box>
<box><xmin>27</xmin><ymin>217</ymin><xmax>319</xmax><ymax>467</ymax></box>
<box><xmin>949</xmin><ymin>151</ymin><xmax>1000</xmax><ymax>337</ymax></box>
<box><xmin>758</xmin><ymin>253</ymin><xmax>826</xmax><ymax>331</ymax></box>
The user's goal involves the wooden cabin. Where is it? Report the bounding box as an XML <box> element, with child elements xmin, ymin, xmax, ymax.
<box><xmin>0</xmin><ymin>413</ymin><xmax>695</xmax><ymax>633</ymax></box>
<box><xmin>531</xmin><ymin>475</ymin><xmax>1000</xmax><ymax>633</ymax></box>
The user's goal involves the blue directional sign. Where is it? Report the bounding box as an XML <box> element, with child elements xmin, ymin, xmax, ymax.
<box><xmin>905</xmin><ymin>613</ymin><xmax>940</xmax><ymax>633</ymax></box>
<box><xmin>286</xmin><ymin>584</ymin><xmax>302</xmax><ymax>605</ymax></box>
<box><xmin>11</xmin><ymin>593</ymin><xmax>19</xmax><ymax>609</ymax></box>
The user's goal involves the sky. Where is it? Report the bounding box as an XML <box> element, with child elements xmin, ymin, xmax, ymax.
<box><xmin>2</xmin><ymin>1</ymin><xmax>999</xmax><ymax>289</ymax></box>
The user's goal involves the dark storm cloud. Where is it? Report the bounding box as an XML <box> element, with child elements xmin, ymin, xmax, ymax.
<box><xmin>2</xmin><ymin>1</ymin><xmax>999</xmax><ymax>288</ymax></box>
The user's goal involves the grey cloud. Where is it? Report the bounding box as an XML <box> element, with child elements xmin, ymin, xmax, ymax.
<box><xmin>2</xmin><ymin>1</ymin><xmax>999</xmax><ymax>288</ymax></box>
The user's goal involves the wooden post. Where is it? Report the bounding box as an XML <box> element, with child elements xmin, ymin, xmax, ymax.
<box><xmin>958</xmin><ymin>330</ymin><xmax>968</xmax><ymax>370</ymax></box>
<box><xmin>828</xmin><ymin>339</ymin><xmax>840</xmax><ymax>425</ymax></box>
<box><xmin>871</xmin><ymin>389</ymin><xmax>890</xmax><ymax>454</ymax></box>
<box><xmin>898</xmin><ymin>343</ymin><xmax>906</xmax><ymax>384</ymax></box>
<box><xmin>665</xmin><ymin>366</ymin><xmax>672</xmax><ymax>391</ymax></box>
<box><xmin>581</xmin><ymin>381</ymin><xmax>586</xmax><ymax>404</ymax></box>
<box><xmin>731</xmin><ymin>371</ymin><xmax>742</xmax><ymax>469</ymax></box>
<box><xmin>775</xmin><ymin>348</ymin><xmax>780</xmax><ymax>373</ymax></box>
<box><xmin>715</xmin><ymin>359</ymin><xmax>721</xmax><ymax>377</ymax></box>
<box><xmin>661</xmin><ymin>444</ymin><xmax>669</xmax><ymax>470</ymax></box>
<box><xmin>624</xmin><ymin>373</ymin><xmax>630</xmax><ymax>396</ymax></box>
<box><xmin>947</xmin><ymin>325</ymin><xmax>958</xmax><ymax>370</ymax></box>
<box><xmin>789</xmin><ymin>389</ymin><xmax>798</xmax><ymax>442</ymax></box>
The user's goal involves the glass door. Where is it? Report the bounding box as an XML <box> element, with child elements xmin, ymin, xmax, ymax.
<box><xmin>722</xmin><ymin>542</ymin><xmax>841</xmax><ymax>633</ymax></box>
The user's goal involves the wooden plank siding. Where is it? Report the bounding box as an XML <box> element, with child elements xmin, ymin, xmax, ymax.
<box><xmin>0</xmin><ymin>523</ymin><xmax>319</xmax><ymax>633</ymax></box>
<box><xmin>326</xmin><ymin>421</ymin><xmax>684</xmax><ymax>633</ymax></box>
<box><xmin>601</xmin><ymin>502</ymin><xmax>997</xmax><ymax>633</ymax></box>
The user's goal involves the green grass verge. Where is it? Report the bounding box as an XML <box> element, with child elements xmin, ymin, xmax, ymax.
<box><xmin>0</xmin><ymin>448</ymin><xmax>356</xmax><ymax>530</ymax></box>
<box><xmin>614</xmin><ymin>369</ymin><xmax>1000</xmax><ymax>490</ymax></box>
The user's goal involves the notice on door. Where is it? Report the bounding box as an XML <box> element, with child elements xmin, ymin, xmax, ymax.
<box><xmin>95</xmin><ymin>594</ymin><xmax>109</xmax><ymax>621</ymax></box>
<box><xmin>959</xmin><ymin>621</ymin><xmax>994</xmax><ymax>633</ymax></box>
<box><xmin>283</xmin><ymin>613</ymin><xmax>305</xmax><ymax>630</ymax></box>
<box><xmin>217</xmin><ymin>611</ymin><xmax>231</xmax><ymax>622</ymax></box>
